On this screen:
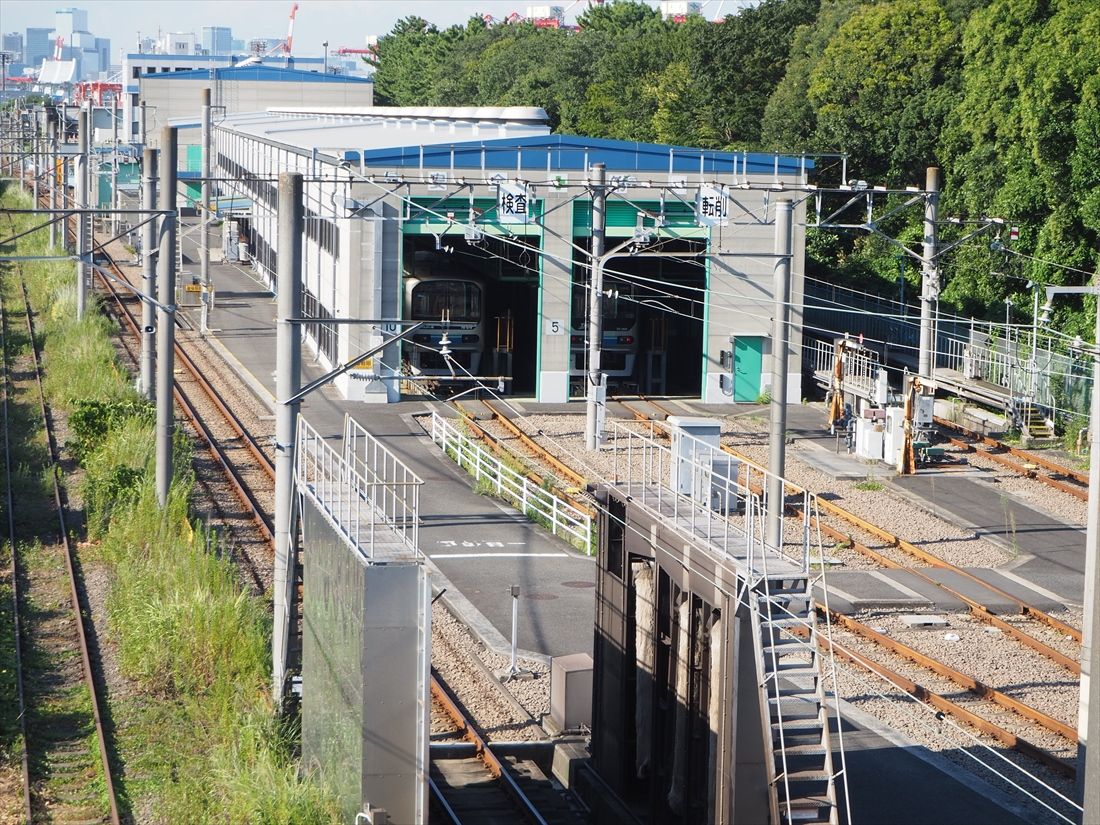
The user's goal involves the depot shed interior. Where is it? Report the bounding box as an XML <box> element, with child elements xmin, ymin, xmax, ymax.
<box><xmin>211</xmin><ymin>106</ymin><xmax>810</xmax><ymax>404</ymax></box>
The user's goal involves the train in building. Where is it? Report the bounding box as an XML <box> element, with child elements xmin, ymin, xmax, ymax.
<box><xmin>402</xmin><ymin>252</ymin><xmax>486</xmax><ymax>378</ymax></box>
<box><xmin>570</xmin><ymin>280</ymin><xmax>641</xmax><ymax>395</ymax></box>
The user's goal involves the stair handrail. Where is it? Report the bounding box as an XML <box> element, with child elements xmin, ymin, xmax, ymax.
<box><xmin>810</xmin><ymin>493</ymin><xmax>851</xmax><ymax>825</ymax></box>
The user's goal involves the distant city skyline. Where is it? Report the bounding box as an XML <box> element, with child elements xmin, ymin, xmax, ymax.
<box><xmin>3</xmin><ymin>1</ymin><xmax>702</xmax><ymax>63</ymax></box>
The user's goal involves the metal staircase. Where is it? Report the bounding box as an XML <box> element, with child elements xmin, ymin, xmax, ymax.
<box><xmin>751</xmin><ymin>574</ymin><xmax>840</xmax><ymax>825</ymax></box>
<box><xmin>1021</xmin><ymin>402</ymin><xmax>1054</xmax><ymax>442</ymax></box>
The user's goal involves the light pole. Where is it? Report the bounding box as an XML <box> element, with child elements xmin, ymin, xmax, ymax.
<box><xmin>322</xmin><ymin>41</ymin><xmax>328</xmax><ymax>74</ymax></box>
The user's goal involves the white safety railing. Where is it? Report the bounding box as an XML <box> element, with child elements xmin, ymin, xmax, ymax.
<box><xmin>296</xmin><ymin>415</ymin><xmax>423</xmax><ymax>558</ymax></box>
<box><xmin>608</xmin><ymin>421</ymin><xmax>810</xmax><ymax>575</ymax></box>
<box><xmin>429</xmin><ymin>412</ymin><xmax>593</xmax><ymax>554</ymax></box>
<box><xmin>807</xmin><ymin>337</ymin><xmax>879</xmax><ymax>397</ymax></box>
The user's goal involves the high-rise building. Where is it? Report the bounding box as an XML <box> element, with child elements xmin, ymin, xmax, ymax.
<box><xmin>158</xmin><ymin>32</ymin><xmax>198</xmax><ymax>55</ymax></box>
<box><xmin>24</xmin><ymin>27</ymin><xmax>51</xmax><ymax>69</ymax></box>
<box><xmin>52</xmin><ymin>8</ymin><xmax>89</xmax><ymax>39</ymax></box>
<box><xmin>50</xmin><ymin>7</ymin><xmax>100</xmax><ymax>79</ymax></box>
<box><xmin>94</xmin><ymin>36</ymin><xmax>111</xmax><ymax>71</ymax></box>
<box><xmin>202</xmin><ymin>26</ymin><xmax>233</xmax><ymax>56</ymax></box>
<box><xmin>2</xmin><ymin>32</ymin><xmax>24</xmax><ymax>61</ymax></box>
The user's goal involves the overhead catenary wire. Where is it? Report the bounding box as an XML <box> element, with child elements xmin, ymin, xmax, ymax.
<box><xmin>375</xmin><ymin>341</ymin><xmax>1081</xmax><ymax>825</ymax></box>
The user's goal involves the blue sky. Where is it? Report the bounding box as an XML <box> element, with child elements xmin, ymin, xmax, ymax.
<box><xmin>2</xmin><ymin>1</ymin><xmax>689</xmax><ymax>58</ymax></box>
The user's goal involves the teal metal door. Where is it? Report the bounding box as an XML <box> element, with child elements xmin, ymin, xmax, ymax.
<box><xmin>733</xmin><ymin>337</ymin><xmax>763</xmax><ymax>402</ymax></box>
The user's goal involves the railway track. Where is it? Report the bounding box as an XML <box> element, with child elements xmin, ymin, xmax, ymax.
<box><xmin>65</xmin><ymin>200</ymin><xmax>572</xmax><ymax>823</ymax></box>
<box><xmin>465</xmin><ymin>392</ymin><xmax>1083</xmax><ymax>788</ymax></box>
<box><xmin>0</xmin><ymin>240</ymin><xmax>121</xmax><ymax>822</ymax></box>
<box><xmin>429</xmin><ymin>677</ymin><xmax>585</xmax><ymax>825</ymax></box>
<box><xmin>934</xmin><ymin>415</ymin><xmax>1088</xmax><ymax>502</ymax></box>
<box><xmin>822</xmin><ymin>609</ymin><xmax>1076</xmax><ymax>779</ymax></box>
<box><xmin>609</xmin><ymin>396</ymin><xmax>1080</xmax><ymax>646</ymax></box>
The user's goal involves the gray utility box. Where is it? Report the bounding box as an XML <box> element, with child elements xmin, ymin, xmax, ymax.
<box><xmin>551</xmin><ymin>653</ymin><xmax>593</xmax><ymax>731</ymax></box>
<box><xmin>667</xmin><ymin>416</ymin><xmax>739</xmax><ymax>512</ymax></box>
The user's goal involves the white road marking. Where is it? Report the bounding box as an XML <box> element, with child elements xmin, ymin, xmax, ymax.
<box><xmin>867</xmin><ymin>570</ymin><xmax>928</xmax><ymax>602</ymax></box>
<box><xmin>994</xmin><ymin>568</ymin><xmax>1070</xmax><ymax>605</ymax></box>
<box><xmin>429</xmin><ymin>552</ymin><xmax>570</xmax><ymax>559</ymax></box>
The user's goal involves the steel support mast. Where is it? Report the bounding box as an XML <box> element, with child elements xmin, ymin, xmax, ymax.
<box><xmin>766</xmin><ymin>199</ymin><xmax>794</xmax><ymax>548</ymax></box>
<box><xmin>585</xmin><ymin>162</ymin><xmax>607</xmax><ymax>451</ymax></box>
<box><xmin>918</xmin><ymin>167</ymin><xmax>940</xmax><ymax>378</ymax></box>
<box><xmin>155</xmin><ymin>128</ymin><xmax>177</xmax><ymax>507</ymax></box>
<box><xmin>273</xmin><ymin>172</ymin><xmax>303</xmax><ymax>706</ymax></box>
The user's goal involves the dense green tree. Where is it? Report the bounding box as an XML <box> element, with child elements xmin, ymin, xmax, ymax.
<box><xmin>807</xmin><ymin>0</ymin><xmax>960</xmax><ymax>184</ymax></box>
<box><xmin>366</xmin><ymin>0</ymin><xmax>1099</xmax><ymax>333</ymax></box>
<box><xmin>759</xmin><ymin>0</ymin><xmax>861</xmax><ymax>152</ymax></box>
<box><xmin>940</xmin><ymin>0</ymin><xmax>1100</xmax><ymax>331</ymax></box>
<box><xmin>692</xmin><ymin>0</ymin><xmax>820</xmax><ymax>147</ymax></box>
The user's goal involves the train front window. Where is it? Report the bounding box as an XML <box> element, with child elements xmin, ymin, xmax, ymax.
<box><xmin>410</xmin><ymin>280</ymin><xmax>481</xmax><ymax>322</ymax></box>
<box><xmin>571</xmin><ymin>287</ymin><xmax>637</xmax><ymax>332</ymax></box>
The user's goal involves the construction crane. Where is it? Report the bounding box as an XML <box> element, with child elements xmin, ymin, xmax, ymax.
<box><xmin>239</xmin><ymin>2</ymin><xmax>299</xmax><ymax>67</ymax></box>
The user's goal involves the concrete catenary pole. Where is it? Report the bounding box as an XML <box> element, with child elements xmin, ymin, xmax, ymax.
<box><xmin>141</xmin><ymin>147</ymin><xmax>158</xmax><ymax>401</ymax></box>
<box><xmin>31</xmin><ymin>114</ymin><xmax>39</xmax><ymax>209</ymax></box>
<box><xmin>918</xmin><ymin>167</ymin><xmax>940</xmax><ymax>378</ymax></box>
<box><xmin>155</xmin><ymin>127</ymin><xmax>177</xmax><ymax>507</ymax></box>
<box><xmin>199</xmin><ymin>87</ymin><xmax>212</xmax><ymax>334</ymax></box>
<box><xmin>111</xmin><ymin>94</ymin><xmax>119</xmax><ymax>235</ymax></box>
<box><xmin>585</xmin><ymin>162</ymin><xmax>607</xmax><ymax>451</ymax></box>
<box><xmin>766</xmin><ymin>199</ymin><xmax>794</xmax><ymax>549</ymax></box>
<box><xmin>47</xmin><ymin>120</ymin><xmax>57</xmax><ymax>248</ymax></box>
<box><xmin>75</xmin><ymin>104</ymin><xmax>89</xmax><ymax>320</ymax></box>
<box><xmin>272</xmin><ymin>171</ymin><xmax>303</xmax><ymax>706</ymax></box>
<box><xmin>1079</xmin><ymin>294</ymin><xmax>1100</xmax><ymax>818</ymax></box>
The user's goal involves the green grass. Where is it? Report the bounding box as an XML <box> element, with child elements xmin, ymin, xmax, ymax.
<box><xmin>853</xmin><ymin>478</ymin><xmax>884</xmax><ymax>492</ymax></box>
<box><xmin>1</xmin><ymin>181</ymin><xmax>339</xmax><ymax>822</ymax></box>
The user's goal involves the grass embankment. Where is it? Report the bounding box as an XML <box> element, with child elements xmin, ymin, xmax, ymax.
<box><xmin>0</xmin><ymin>182</ymin><xmax>338</xmax><ymax>822</ymax></box>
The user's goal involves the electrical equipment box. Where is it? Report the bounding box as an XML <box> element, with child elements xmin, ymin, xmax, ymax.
<box><xmin>667</xmin><ymin>416</ymin><xmax>739</xmax><ymax>512</ymax></box>
<box><xmin>855</xmin><ymin>417</ymin><xmax>884</xmax><ymax>462</ymax></box>
<box><xmin>668</xmin><ymin>416</ymin><xmax>721</xmax><ymax>495</ymax></box>
<box><xmin>884</xmin><ymin>406</ymin><xmax>907</xmax><ymax>467</ymax></box>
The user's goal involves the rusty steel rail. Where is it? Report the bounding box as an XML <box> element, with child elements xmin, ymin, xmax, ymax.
<box><xmin>811</xmin><ymin>516</ymin><xmax>1080</xmax><ymax>675</ymax></box>
<box><xmin>619</xmin><ymin>396</ymin><xmax>1082</xmax><ymax>660</ymax></box>
<box><xmin>1</xmin><ymin>256</ymin><xmax>33</xmax><ymax>824</ymax></box>
<box><xmin>478</xmin><ymin>399</ymin><xmax>589</xmax><ymax>489</ymax></box>
<box><xmin>452</xmin><ymin>402</ymin><xmax>595</xmax><ymax>518</ymax></box>
<box><xmin>827</xmin><ymin>610</ymin><xmax>1076</xmax><ymax>742</ymax></box>
<box><xmin>935</xmin><ymin>415</ymin><xmax>1088</xmax><ymax>486</ymax></box>
<box><xmin>818</xmin><ymin>627</ymin><xmax>1075</xmax><ymax>779</ymax></box>
<box><xmin>13</xmin><ymin>270</ymin><xmax>123</xmax><ymax>823</ymax></box>
<box><xmin>430</xmin><ymin>674</ymin><xmax>549</xmax><ymax>825</ymax></box>
<box><xmin>934</xmin><ymin>416</ymin><xmax>1087</xmax><ymax>502</ymax></box>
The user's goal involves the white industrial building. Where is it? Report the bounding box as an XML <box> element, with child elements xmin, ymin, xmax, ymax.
<box><xmin>121</xmin><ymin>53</ymin><xmax>329</xmax><ymax>142</ymax></box>
<box><xmin>212</xmin><ymin>106</ymin><xmax>810</xmax><ymax>405</ymax></box>
<box><xmin>137</xmin><ymin>65</ymin><xmax>373</xmax><ymax>152</ymax></box>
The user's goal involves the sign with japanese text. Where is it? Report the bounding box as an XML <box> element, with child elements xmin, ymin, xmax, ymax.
<box><xmin>497</xmin><ymin>182</ymin><xmax>534</xmax><ymax>224</ymax></box>
<box><xmin>697</xmin><ymin>185</ymin><xmax>729</xmax><ymax>227</ymax></box>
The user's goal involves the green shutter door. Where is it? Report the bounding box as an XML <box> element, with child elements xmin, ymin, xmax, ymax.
<box><xmin>733</xmin><ymin>336</ymin><xmax>763</xmax><ymax>402</ymax></box>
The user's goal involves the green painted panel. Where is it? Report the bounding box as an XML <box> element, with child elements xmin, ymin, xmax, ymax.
<box><xmin>185</xmin><ymin>144</ymin><xmax>202</xmax><ymax>173</ymax></box>
<box><xmin>733</xmin><ymin>336</ymin><xmax>763</xmax><ymax>402</ymax></box>
<box><xmin>572</xmin><ymin>199</ymin><xmax>698</xmax><ymax>234</ymax></box>
<box><xmin>405</xmin><ymin>196</ymin><xmax>543</xmax><ymax>231</ymax></box>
